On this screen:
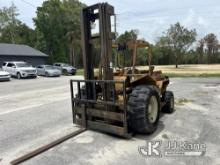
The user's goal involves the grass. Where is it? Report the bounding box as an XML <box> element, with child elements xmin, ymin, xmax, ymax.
<box><xmin>163</xmin><ymin>73</ymin><xmax>220</xmax><ymax>77</ymax></box>
<box><xmin>76</xmin><ymin>69</ymin><xmax>84</xmax><ymax>75</ymax></box>
<box><xmin>76</xmin><ymin>64</ymin><xmax>220</xmax><ymax>77</ymax></box>
<box><xmin>142</xmin><ymin>64</ymin><xmax>220</xmax><ymax>77</ymax></box>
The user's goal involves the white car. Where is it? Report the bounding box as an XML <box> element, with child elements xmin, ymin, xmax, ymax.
<box><xmin>0</xmin><ymin>70</ymin><xmax>10</xmax><ymax>81</ymax></box>
<box><xmin>2</xmin><ymin>61</ymin><xmax>37</xmax><ymax>79</ymax></box>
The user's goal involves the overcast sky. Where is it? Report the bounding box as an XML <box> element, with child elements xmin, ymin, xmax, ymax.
<box><xmin>1</xmin><ymin>0</ymin><xmax>220</xmax><ymax>43</ymax></box>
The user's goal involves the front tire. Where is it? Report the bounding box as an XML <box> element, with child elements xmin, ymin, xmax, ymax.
<box><xmin>45</xmin><ymin>72</ymin><xmax>49</xmax><ymax>77</ymax></box>
<box><xmin>162</xmin><ymin>91</ymin><xmax>174</xmax><ymax>113</ymax></box>
<box><xmin>127</xmin><ymin>85</ymin><xmax>160</xmax><ymax>134</ymax></box>
<box><xmin>63</xmin><ymin>70</ymin><xmax>68</xmax><ymax>75</ymax></box>
<box><xmin>17</xmin><ymin>73</ymin><xmax>21</xmax><ymax>79</ymax></box>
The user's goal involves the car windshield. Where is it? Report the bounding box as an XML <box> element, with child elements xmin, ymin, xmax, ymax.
<box><xmin>62</xmin><ymin>64</ymin><xmax>70</xmax><ymax>67</ymax></box>
<box><xmin>16</xmin><ymin>63</ymin><xmax>32</xmax><ymax>67</ymax></box>
<box><xmin>45</xmin><ymin>66</ymin><xmax>56</xmax><ymax>69</ymax></box>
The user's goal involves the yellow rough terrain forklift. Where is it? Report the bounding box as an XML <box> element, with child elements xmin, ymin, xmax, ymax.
<box><xmin>70</xmin><ymin>3</ymin><xmax>174</xmax><ymax>138</ymax></box>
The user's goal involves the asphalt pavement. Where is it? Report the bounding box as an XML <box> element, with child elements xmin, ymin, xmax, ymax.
<box><xmin>0</xmin><ymin>76</ymin><xmax>219</xmax><ymax>165</ymax></box>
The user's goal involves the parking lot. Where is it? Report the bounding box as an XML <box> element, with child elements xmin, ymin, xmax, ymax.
<box><xmin>0</xmin><ymin>76</ymin><xmax>219</xmax><ymax>165</ymax></box>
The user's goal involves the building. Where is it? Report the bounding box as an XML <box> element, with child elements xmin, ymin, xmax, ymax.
<box><xmin>0</xmin><ymin>43</ymin><xmax>48</xmax><ymax>67</ymax></box>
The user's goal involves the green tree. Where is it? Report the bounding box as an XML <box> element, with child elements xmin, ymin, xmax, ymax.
<box><xmin>34</xmin><ymin>0</ymin><xmax>85</xmax><ymax>64</ymax></box>
<box><xmin>155</xmin><ymin>37</ymin><xmax>173</xmax><ymax>65</ymax></box>
<box><xmin>0</xmin><ymin>3</ymin><xmax>37</xmax><ymax>47</ymax></box>
<box><xmin>159</xmin><ymin>22</ymin><xmax>197</xmax><ymax>68</ymax></box>
<box><xmin>116</xmin><ymin>30</ymin><xmax>138</xmax><ymax>67</ymax></box>
<box><xmin>0</xmin><ymin>3</ymin><xmax>19</xmax><ymax>43</ymax></box>
<box><xmin>204</xmin><ymin>33</ymin><xmax>219</xmax><ymax>64</ymax></box>
<box><xmin>196</xmin><ymin>38</ymin><xmax>205</xmax><ymax>64</ymax></box>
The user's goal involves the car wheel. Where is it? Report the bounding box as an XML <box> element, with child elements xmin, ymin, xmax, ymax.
<box><xmin>17</xmin><ymin>73</ymin><xmax>21</xmax><ymax>79</ymax></box>
<box><xmin>63</xmin><ymin>70</ymin><xmax>68</xmax><ymax>75</ymax></box>
<box><xmin>45</xmin><ymin>72</ymin><xmax>49</xmax><ymax>77</ymax></box>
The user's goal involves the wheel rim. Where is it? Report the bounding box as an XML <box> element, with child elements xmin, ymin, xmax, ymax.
<box><xmin>17</xmin><ymin>73</ymin><xmax>21</xmax><ymax>79</ymax></box>
<box><xmin>148</xmin><ymin>96</ymin><xmax>158</xmax><ymax>123</ymax></box>
<box><xmin>63</xmin><ymin>70</ymin><xmax>67</xmax><ymax>75</ymax></box>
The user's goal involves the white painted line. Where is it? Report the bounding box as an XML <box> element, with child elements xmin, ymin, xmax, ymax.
<box><xmin>0</xmin><ymin>96</ymin><xmax>69</xmax><ymax>116</ymax></box>
<box><xmin>0</xmin><ymin>86</ymin><xmax>69</xmax><ymax>100</ymax></box>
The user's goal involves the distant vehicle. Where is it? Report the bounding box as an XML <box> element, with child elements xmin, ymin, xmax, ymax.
<box><xmin>53</xmin><ymin>63</ymin><xmax>76</xmax><ymax>75</ymax></box>
<box><xmin>37</xmin><ymin>65</ymin><xmax>61</xmax><ymax>77</ymax></box>
<box><xmin>0</xmin><ymin>69</ymin><xmax>10</xmax><ymax>81</ymax></box>
<box><xmin>2</xmin><ymin>61</ymin><xmax>37</xmax><ymax>79</ymax></box>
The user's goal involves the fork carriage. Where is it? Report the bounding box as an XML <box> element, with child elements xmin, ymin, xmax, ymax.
<box><xmin>70</xmin><ymin>79</ymin><xmax>131</xmax><ymax>137</ymax></box>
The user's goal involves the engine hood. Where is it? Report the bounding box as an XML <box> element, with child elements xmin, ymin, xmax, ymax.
<box><xmin>0</xmin><ymin>71</ymin><xmax>9</xmax><ymax>76</ymax></box>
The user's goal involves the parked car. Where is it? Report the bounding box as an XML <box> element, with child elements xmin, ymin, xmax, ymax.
<box><xmin>2</xmin><ymin>61</ymin><xmax>37</xmax><ymax>79</ymax></box>
<box><xmin>53</xmin><ymin>63</ymin><xmax>76</xmax><ymax>75</ymax></box>
<box><xmin>37</xmin><ymin>65</ymin><xmax>61</xmax><ymax>77</ymax></box>
<box><xmin>0</xmin><ymin>69</ymin><xmax>10</xmax><ymax>81</ymax></box>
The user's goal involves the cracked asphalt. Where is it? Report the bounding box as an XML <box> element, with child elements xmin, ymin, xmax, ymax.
<box><xmin>0</xmin><ymin>77</ymin><xmax>219</xmax><ymax>165</ymax></box>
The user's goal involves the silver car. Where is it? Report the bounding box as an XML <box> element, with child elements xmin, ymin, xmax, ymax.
<box><xmin>3</xmin><ymin>61</ymin><xmax>37</xmax><ymax>79</ymax></box>
<box><xmin>36</xmin><ymin>65</ymin><xmax>61</xmax><ymax>77</ymax></box>
<box><xmin>53</xmin><ymin>63</ymin><xmax>77</xmax><ymax>75</ymax></box>
<box><xmin>0</xmin><ymin>69</ymin><xmax>10</xmax><ymax>81</ymax></box>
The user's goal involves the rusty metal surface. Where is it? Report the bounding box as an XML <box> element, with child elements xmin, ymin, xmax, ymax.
<box><xmin>70</xmin><ymin>79</ymin><xmax>130</xmax><ymax>137</ymax></box>
<box><xmin>76</xmin><ymin>108</ymin><xmax>125</xmax><ymax>121</ymax></box>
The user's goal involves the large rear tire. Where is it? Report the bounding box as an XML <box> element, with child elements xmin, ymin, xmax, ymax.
<box><xmin>127</xmin><ymin>85</ymin><xmax>160</xmax><ymax>134</ymax></box>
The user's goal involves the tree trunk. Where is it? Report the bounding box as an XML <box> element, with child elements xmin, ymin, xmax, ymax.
<box><xmin>69</xmin><ymin>47</ymin><xmax>72</xmax><ymax>65</ymax></box>
<box><xmin>175</xmin><ymin>52</ymin><xmax>178</xmax><ymax>68</ymax></box>
<box><xmin>72</xmin><ymin>47</ymin><xmax>76</xmax><ymax>67</ymax></box>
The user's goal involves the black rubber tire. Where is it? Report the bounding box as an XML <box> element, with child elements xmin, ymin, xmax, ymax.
<box><xmin>162</xmin><ymin>91</ymin><xmax>175</xmax><ymax>113</ymax></box>
<box><xmin>71</xmin><ymin>72</ymin><xmax>76</xmax><ymax>76</ymax></box>
<box><xmin>63</xmin><ymin>69</ymin><xmax>68</xmax><ymax>75</ymax></box>
<box><xmin>17</xmin><ymin>72</ymin><xmax>21</xmax><ymax>79</ymax></box>
<box><xmin>127</xmin><ymin>85</ymin><xmax>160</xmax><ymax>134</ymax></box>
<box><xmin>45</xmin><ymin>72</ymin><xmax>49</xmax><ymax>77</ymax></box>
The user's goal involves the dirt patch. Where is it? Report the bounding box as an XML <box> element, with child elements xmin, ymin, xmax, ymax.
<box><xmin>195</xmin><ymin>91</ymin><xmax>209</xmax><ymax>96</ymax></box>
<box><xmin>162</xmin><ymin>134</ymin><xmax>169</xmax><ymax>139</ymax></box>
<box><xmin>175</xmin><ymin>98</ymin><xmax>193</xmax><ymax>106</ymax></box>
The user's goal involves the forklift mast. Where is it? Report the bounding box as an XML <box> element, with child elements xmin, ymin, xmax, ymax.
<box><xmin>81</xmin><ymin>3</ymin><xmax>115</xmax><ymax>101</ymax></box>
<box><xmin>81</xmin><ymin>3</ymin><xmax>114</xmax><ymax>80</ymax></box>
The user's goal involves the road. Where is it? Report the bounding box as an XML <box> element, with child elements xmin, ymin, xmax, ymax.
<box><xmin>0</xmin><ymin>77</ymin><xmax>219</xmax><ymax>165</ymax></box>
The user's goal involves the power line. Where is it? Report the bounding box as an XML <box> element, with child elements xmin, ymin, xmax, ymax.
<box><xmin>118</xmin><ymin>4</ymin><xmax>220</xmax><ymax>16</ymax></box>
<box><xmin>116</xmin><ymin>9</ymin><xmax>220</xmax><ymax>24</ymax></box>
<box><xmin>117</xmin><ymin>9</ymin><xmax>220</xmax><ymax>20</ymax></box>
<box><xmin>19</xmin><ymin>0</ymin><xmax>37</xmax><ymax>8</ymax></box>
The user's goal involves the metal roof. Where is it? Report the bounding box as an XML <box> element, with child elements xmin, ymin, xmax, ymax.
<box><xmin>0</xmin><ymin>43</ymin><xmax>48</xmax><ymax>57</ymax></box>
